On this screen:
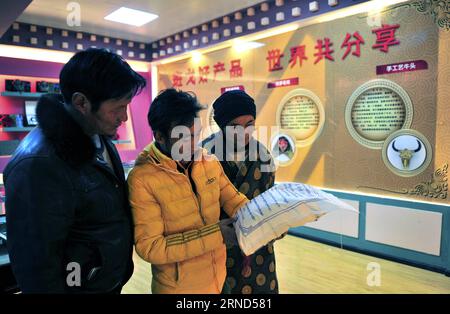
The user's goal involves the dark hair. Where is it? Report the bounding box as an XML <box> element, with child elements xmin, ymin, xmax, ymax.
<box><xmin>60</xmin><ymin>48</ymin><xmax>146</xmax><ymax>111</ymax></box>
<box><xmin>148</xmin><ymin>89</ymin><xmax>205</xmax><ymax>137</ymax></box>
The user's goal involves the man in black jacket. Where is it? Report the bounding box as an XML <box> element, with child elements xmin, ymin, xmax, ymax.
<box><xmin>4</xmin><ymin>48</ymin><xmax>146</xmax><ymax>293</ymax></box>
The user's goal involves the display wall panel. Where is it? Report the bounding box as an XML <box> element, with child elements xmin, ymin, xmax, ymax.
<box><xmin>305</xmin><ymin>199</ymin><xmax>359</xmax><ymax>238</ymax></box>
<box><xmin>365</xmin><ymin>203</ymin><xmax>442</xmax><ymax>256</ymax></box>
<box><xmin>157</xmin><ymin>0</ymin><xmax>449</xmax><ymax>206</ymax></box>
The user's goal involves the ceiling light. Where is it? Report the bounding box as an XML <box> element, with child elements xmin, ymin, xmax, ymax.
<box><xmin>233</xmin><ymin>40</ymin><xmax>265</xmax><ymax>52</ymax></box>
<box><xmin>104</xmin><ymin>7</ymin><xmax>158</xmax><ymax>27</ymax></box>
<box><xmin>191</xmin><ymin>51</ymin><xmax>202</xmax><ymax>63</ymax></box>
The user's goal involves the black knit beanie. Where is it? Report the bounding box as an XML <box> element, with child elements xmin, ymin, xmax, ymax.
<box><xmin>212</xmin><ymin>90</ymin><xmax>256</xmax><ymax>129</ymax></box>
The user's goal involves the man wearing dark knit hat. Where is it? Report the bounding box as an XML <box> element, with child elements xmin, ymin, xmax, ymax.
<box><xmin>212</xmin><ymin>90</ymin><xmax>256</xmax><ymax>131</ymax></box>
<box><xmin>202</xmin><ymin>90</ymin><xmax>281</xmax><ymax>294</ymax></box>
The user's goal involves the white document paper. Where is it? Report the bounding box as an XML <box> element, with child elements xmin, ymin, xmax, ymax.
<box><xmin>233</xmin><ymin>183</ymin><xmax>359</xmax><ymax>255</ymax></box>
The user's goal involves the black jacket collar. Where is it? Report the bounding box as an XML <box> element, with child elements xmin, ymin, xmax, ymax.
<box><xmin>36</xmin><ymin>93</ymin><xmax>123</xmax><ymax>181</ymax></box>
<box><xmin>36</xmin><ymin>93</ymin><xmax>96</xmax><ymax>167</ymax></box>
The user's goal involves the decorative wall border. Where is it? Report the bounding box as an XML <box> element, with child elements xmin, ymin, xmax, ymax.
<box><xmin>0</xmin><ymin>22</ymin><xmax>151</xmax><ymax>62</ymax></box>
<box><xmin>411</xmin><ymin>0</ymin><xmax>450</xmax><ymax>30</ymax></box>
<box><xmin>359</xmin><ymin>163</ymin><xmax>447</xmax><ymax>199</ymax></box>
<box><xmin>0</xmin><ymin>1</ymin><xmax>372</xmax><ymax>62</ymax></box>
<box><xmin>149</xmin><ymin>0</ymin><xmax>371</xmax><ymax>61</ymax></box>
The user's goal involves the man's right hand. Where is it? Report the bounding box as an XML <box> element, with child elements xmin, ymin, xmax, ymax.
<box><xmin>218</xmin><ymin>218</ymin><xmax>238</xmax><ymax>247</ymax></box>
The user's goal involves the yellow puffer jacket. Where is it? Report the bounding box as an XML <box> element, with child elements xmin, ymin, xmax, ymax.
<box><xmin>128</xmin><ymin>142</ymin><xmax>248</xmax><ymax>294</ymax></box>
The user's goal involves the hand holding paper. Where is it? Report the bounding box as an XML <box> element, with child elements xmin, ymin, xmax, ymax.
<box><xmin>233</xmin><ymin>183</ymin><xmax>359</xmax><ymax>255</ymax></box>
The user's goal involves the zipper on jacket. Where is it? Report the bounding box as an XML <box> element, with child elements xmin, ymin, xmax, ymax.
<box><xmin>183</xmin><ymin>165</ymin><xmax>207</xmax><ymax>226</ymax></box>
<box><xmin>154</xmin><ymin>155</ymin><xmax>223</xmax><ymax>291</ymax></box>
<box><xmin>156</xmin><ymin>163</ymin><xmax>208</xmax><ymax>226</ymax></box>
<box><xmin>184</xmin><ymin>164</ymin><xmax>222</xmax><ymax>292</ymax></box>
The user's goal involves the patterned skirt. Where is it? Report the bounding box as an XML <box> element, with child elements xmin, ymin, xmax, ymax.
<box><xmin>224</xmin><ymin>242</ymin><xmax>279</xmax><ymax>294</ymax></box>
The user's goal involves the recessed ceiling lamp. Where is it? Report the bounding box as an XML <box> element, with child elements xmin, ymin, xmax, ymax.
<box><xmin>104</xmin><ymin>7</ymin><xmax>158</xmax><ymax>27</ymax></box>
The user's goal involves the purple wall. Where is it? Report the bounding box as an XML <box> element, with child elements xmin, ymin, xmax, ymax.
<box><xmin>121</xmin><ymin>70</ymin><xmax>153</xmax><ymax>163</ymax></box>
<box><xmin>0</xmin><ymin>56</ymin><xmax>152</xmax><ymax>172</ymax></box>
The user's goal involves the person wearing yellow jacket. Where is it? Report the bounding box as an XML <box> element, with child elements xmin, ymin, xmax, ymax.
<box><xmin>127</xmin><ymin>89</ymin><xmax>249</xmax><ymax>294</ymax></box>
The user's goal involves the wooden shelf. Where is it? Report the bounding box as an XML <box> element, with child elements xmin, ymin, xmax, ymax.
<box><xmin>1</xmin><ymin>127</ymin><xmax>35</xmax><ymax>132</ymax></box>
<box><xmin>1</xmin><ymin>91</ymin><xmax>46</xmax><ymax>98</ymax></box>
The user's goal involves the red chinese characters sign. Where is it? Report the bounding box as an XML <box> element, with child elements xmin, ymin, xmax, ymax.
<box><xmin>265</xmin><ymin>24</ymin><xmax>400</xmax><ymax>71</ymax></box>
<box><xmin>376</xmin><ymin>60</ymin><xmax>428</xmax><ymax>75</ymax></box>
<box><xmin>171</xmin><ymin>59</ymin><xmax>244</xmax><ymax>87</ymax></box>
<box><xmin>267</xmin><ymin>78</ymin><xmax>299</xmax><ymax>89</ymax></box>
<box><xmin>169</xmin><ymin>24</ymin><xmax>402</xmax><ymax>88</ymax></box>
<box><xmin>220</xmin><ymin>85</ymin><xmax>245</xmax><ymax>94</ymax></box>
